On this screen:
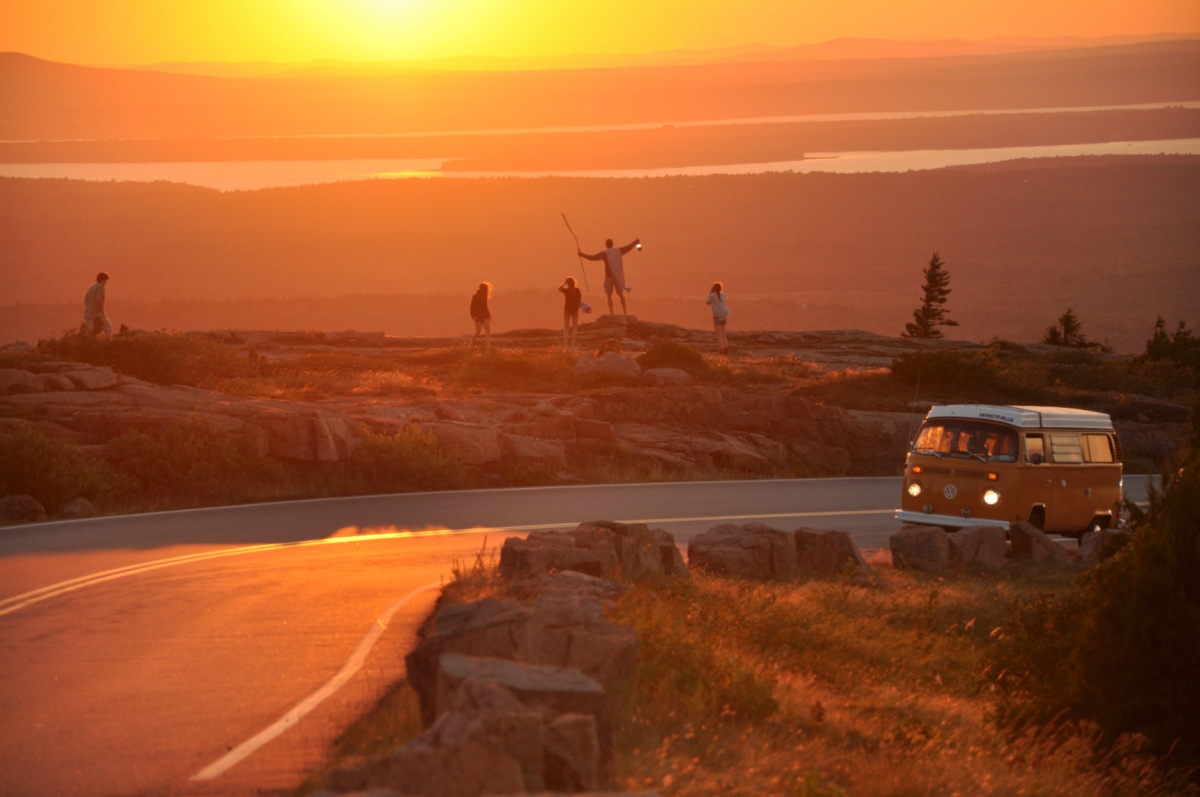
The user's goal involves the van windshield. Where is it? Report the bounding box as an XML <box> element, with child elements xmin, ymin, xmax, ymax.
<box><xmin>912</xmin><ymin>420</ymin><xmax>1018</xmax><ymax>462</ymax></box>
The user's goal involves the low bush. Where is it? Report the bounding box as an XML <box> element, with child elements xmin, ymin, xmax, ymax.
<box><xmin>636</xmin><ymin>338</ymin><xmax>712</xmax><ymax>377</ymax></box>
<box><xmin>0</xmin><ymin>423</ymin><xmax>132</xmax><ymax>514</ymax></box>
<box><xmin>228</xmin><ymin>353</ymin><xmax>436</xmax><ymax>400</ymax></box>
<box><xmin>612</xmin><ymin>562</ymin><xmax>1190</xmax><ymax>795</ymax></box>
<box><xmin>890</xmin><ymin>346</ymin><xmax>1051</xmax><ymax>405</ymax></box>
<box><xmin>39</xmin><ymin>329</ymin><xmax>258</xmax><ymax>388</ymax></box>
<box><xmin>348</xmin><ymin>430</ymin><xmax>476</xmax><ymax>494</ymax></box>
<box><xmin>103</xmin><ymin>419</ymin><xmax>283</xmax><ymax>506</ymax></box>
<box><xmin>449</xmin><ymin>348</ymin><xmax>576</xmax><ymax>392</ymax></box>
<box><xmin>989</xmin><ymin>414</ymin><xmax>1200</xmax><ymax>770</ymax></box>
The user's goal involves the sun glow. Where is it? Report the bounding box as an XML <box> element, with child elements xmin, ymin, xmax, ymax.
<box><xmin>0</xmin><ymin>0</ymin><xmax>1196</xmax><ymax>66</ymax></box>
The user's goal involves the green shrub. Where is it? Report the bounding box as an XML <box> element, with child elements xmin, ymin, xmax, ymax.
<box><xmin>39</xmin><ymin>329</ymin><xmax>258</xmax><ymax>388</ymax></box>
<box><xmin>890</xmin><ymin>346</ymin><xmax>1051</xmax><ymax>405</ymax></box>
<box><xmin>103</xmin><ymin>419</ymin><xmax>281</xmax><ymax>505</ymax></box>
<box><xmin>348</xmin><ymin>429</ymin><xmax>475</xmax><ymax>493</ymax></box>
<box><xmin>449</xmin><ymin>348</ymin><xmax>576</xmax><ymax>392</ymax></box>
<box><xmin>989</xmin><ymin>414</ymin><xmax>1200</xmax><ymax>769</ymax></box>
<box><xmin>636</xmin><ymin>338</ymin><xmax>713</xmax><ymax>378</ymax></box>
<box><xmin>0</xmin><ymin>423</ymin><xmax>131</xmax><ymax>514</ymax></box>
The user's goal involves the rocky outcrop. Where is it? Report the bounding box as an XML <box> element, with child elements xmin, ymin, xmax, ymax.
<box><xmin>405</xmin><ymin>570</ymin><xmax>639</xmax><ymax>727</ymax></box>
<box><xmin>892</xmin><ymin>522</ymin><xmax>1086</xmax><ymax>572</ymax></box>
<box><xmin>0</xmin><ymin>495</ymin><xmax>47</xmax><ymax>524</ymax></box>
<box><xmin>384</xmin><ymin>565</ymin><xmax>647</xmax><ymax>796</ymax></box>
<box><xmin>687</xmin><ymin>522</ymin><xmax>799</xmax><ymax>582</ymax></box>
<box><xmin>574</xmin><ymin>351</ymin><xmax>641</xmax><ymax>382</ymax></box>
<box><xmin>889</xmin><ymin>525</ymin><xmax>953</xmax><ymax>572</ymax></box>
<box><xmin>948</xmin><ymin>526</ymin><xmax>1009</xmax><ymax>572</ymax></box>
<box><xmin>497</xmin><ymin>522</ymin><xmax>686</xmax><ymax>583</ymax></box>
<box><xmin>1079</xmin><ymin>528</ymin><xmax>1131</xmax><ymax>564</ymax></box>
<box><xmin>794</xmin><ymin>528</ymin><xmax>875</xmax><ymax>582</ymax></box>
<box><xmin>1008</xmin><ymin>521</ymin><xmax>1073</xmax><ymax>566</ymax></box>
<box><xmin>328</xmin><ymin>669</ymin><xmax>608</xmax><ymax>796</ymax></box>
<box><xmin>0</xmin><ymin>363</ymin><xmax>359</xmax><ymax>463</ymax></box>
<box><xmin>60</xmin><ymin>497</ymin><xmax>96</xmax><ymax>520</ymax></box>
<box><xmin>0</xmin><ymin>329</ymin><xmax>1175</xmax><ymax>487</ymax></box>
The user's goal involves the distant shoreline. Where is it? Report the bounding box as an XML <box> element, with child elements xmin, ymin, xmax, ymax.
<box><xmin>3</xmin><ymin>139</ymin><xmax>1198</xmax><ymax>191</ymax></box>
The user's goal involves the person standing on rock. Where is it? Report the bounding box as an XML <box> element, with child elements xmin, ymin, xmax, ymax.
<box><xmin>706</xmin><ymin>281</ymin><xmax>730</xmax><ymax>355</ymax></box>
<box><xmin>558</xmin><ymin>276</ymin><xmax>584</xmax><ymax>349</ymax></box>
<box><xmin>469</xmin><ymin>282</ymin><xmax>492</xmax><ymax>349</ymax></box>
<box><xmin>578</xmin><ymin>237</ymin><xmax>640</xmax><ymax>316</ymax></box>
<box><xmin>83</xmin><ymin>271</ymin><xmax>112</xmax><ymax>337</ymax></box>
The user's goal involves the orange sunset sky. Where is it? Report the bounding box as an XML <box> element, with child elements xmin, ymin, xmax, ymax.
<box><xmin>2</xmin><ymin>0</ymin><xmax>1198</xmax><ymax>66</ymax></box>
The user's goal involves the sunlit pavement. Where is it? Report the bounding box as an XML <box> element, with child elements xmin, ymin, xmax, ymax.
<box><xmin>0</xmin><ymin>476</ymin><xmax>1155</xmax><ymax>795</ymax></box>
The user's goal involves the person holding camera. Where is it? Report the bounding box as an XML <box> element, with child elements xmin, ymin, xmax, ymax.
<box><xmin>706</xmin><ymin>281</ymin><xmax>730</xmax><ymax>355</ymax></box>
<box><xmin>558</xmin><ymin>276</ymin><xmax>585</xmax><ymax>349</ymax></box>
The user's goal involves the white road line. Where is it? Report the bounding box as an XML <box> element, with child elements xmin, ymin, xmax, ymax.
<box><xmin>1</xmin><ymin>509</ymin><xmax>893</xmax><ymax>617</ymax></box>
<box><xmin>191</xmin><ymin>581</ymin><xmax>442</xmax><ymax>781</ymax></box>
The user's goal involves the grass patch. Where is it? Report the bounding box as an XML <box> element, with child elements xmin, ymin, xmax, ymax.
<box><xmin>219</xmin><ymin>352</ymin><xmax>438</xmax><ymax>400</ymax></box>
<box><xmin>610</xmin><ymin>564</ymin><xmax>1190</xmax><ymax>796</ymax></box>
<box><xmin>297</xmin><ymin>553</ymin><xmax>1191</xmax><ymax>797</ymax></box>
<box><xmin>0</xmin><ymin>424</ymin><xmax>134</xmax><ymax>515</ymax></box>
<box><xmin>39</xmin><ymin>329</ymin><xmax>259</xmax><ymax>388</ymax></box>
<box><xmin>793</xmin><ymin>343</ymin><xmax>1196</xmax><ymax>421</ymax></box>
<box><xmin>449</xmin><ymin>347</ymin><xmax>578</xmax><ymax>392</ymax></box>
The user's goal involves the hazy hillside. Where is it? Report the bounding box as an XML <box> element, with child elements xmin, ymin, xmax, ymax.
<box><xmin>3</xmin><ymin>156</ymin><xmax>1197</xmax><ymax>353</ymax></box>
<box><xmin>2</xmin><ymin>40</ymin><xmax>1198</xmax><ymax>140</ymax></box>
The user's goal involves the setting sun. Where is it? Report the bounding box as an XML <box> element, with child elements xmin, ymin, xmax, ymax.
<box><xmin>1</xmin><ymin>0</ymin><xmax>1197</xmax><ymax>65</ymax></box>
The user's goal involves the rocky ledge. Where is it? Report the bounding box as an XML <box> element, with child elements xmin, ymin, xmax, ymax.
<box><xmin>1</xmin><ymin>321</ymin><xmax>1184</xmax><ymax>499</ymax></box>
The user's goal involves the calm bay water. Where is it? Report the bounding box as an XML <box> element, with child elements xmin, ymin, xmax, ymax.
<box><xmin>2</xmin><ymin>138</ymin><xmax>1198</xmax><ymax>191</ymax></box>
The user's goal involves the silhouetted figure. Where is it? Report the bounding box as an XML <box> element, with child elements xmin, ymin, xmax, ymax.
<box><xmin>558</xmin><ymin>276</ymin><xmax>583</xmax><ymax>349</ymax></box>
<box><xmin>469</xmin><ymin>282</ymin><xmax>492</xmax><ymax>349</ymax></box>
<box><xmin>83</xmin><ymin>271</ymin><xmax>112</xmax><ymax>337</ymax></box>
<box><xmin>706</xmin><ymin>281</ymin><xmax>730</xmax><ymax>355</ymax></box>
<box><xmin>578</xmin><ymin>237</ymin><xmax>640</xmax><ymax>315</ymax></box>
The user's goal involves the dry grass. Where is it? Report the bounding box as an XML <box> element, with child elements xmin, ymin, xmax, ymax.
<box><xmin>610</xmin><ymin>556</ymin><xmax>1191</xmax><ymax>797</ymax></box>
<box><xmin>300</xmin><ymin>550</ymin><xmax>1192</xmax><ymax>797</ymax></box>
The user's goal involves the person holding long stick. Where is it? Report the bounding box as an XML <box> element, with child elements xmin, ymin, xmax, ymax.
<box><xmin>578</xmin><ymin>237</ymin><xmax>641</xmax><ymax>316</ymax></box>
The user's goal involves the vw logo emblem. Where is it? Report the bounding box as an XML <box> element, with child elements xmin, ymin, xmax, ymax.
<box><xmin>943</xmin><ymin>484</ymin><xmax>958</xmax><ymax>500</ymax></box>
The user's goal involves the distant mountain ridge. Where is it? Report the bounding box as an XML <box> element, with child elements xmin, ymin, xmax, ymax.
<box><xmin>80</xmin><ymin>32</ymin><xmax>1200</xmax><ymax>76</ymax></box>
<box><xmin>3</xmin><ymin>39</ymin><xmax>1199</xmax><ymax>141</ymax></box>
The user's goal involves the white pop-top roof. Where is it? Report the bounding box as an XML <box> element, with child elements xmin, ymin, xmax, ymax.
<box><xmin>924</xmin><ymin>404</ymin><xmax>1114</xmax><ymax>431</ymax></box>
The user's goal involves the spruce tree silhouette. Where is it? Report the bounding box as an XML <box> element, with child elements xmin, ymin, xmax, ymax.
<box><xmin>902</xmin><ymin>252</ymin><xmax>958</xmax><ymax>339</ymax></box>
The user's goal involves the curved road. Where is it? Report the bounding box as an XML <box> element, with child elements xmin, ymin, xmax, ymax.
<box><xmin>0</xmin><ymin>476</ymin><xmax>1152</xmax><ymax>796</ymax></box>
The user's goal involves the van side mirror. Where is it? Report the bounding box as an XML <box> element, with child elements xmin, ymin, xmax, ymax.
<box><xmin>1030</xmin><ymin>453</ymin><xmax>1044</xmax><ymax>465</ymax></box>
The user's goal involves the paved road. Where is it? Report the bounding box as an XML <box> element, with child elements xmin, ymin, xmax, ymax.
<box><xmin>0</xmin><ymin>476</ymin><xmax>1153</xmax><ymax>795</ymax></box>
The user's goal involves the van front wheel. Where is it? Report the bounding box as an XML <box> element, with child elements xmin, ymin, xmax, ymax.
<box><xmin>1027</xmin><ymin>507</ymin><xmax>1046</xmax><ymax>531</ymax></box>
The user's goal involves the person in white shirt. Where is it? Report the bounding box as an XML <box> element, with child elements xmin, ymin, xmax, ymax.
<box><xmin>578</xmin><ymin>237</ymin><xmax>640</xmax><ymax>316</ymax></box>
<box><xmin>706</xmin><ymin>281</ymin><xmax>730</xmax><ymax>355</ymax></box>
<box><xmin>83</xmin><ymin>272</ymin><xmax>112</xmax><ymax>337</ymax></box>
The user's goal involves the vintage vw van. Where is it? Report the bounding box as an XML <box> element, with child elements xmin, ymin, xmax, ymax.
<box><xmin>896</xmin><ymin>404</ymin><xmax>1122</xmax><ymax>536</ymax></box>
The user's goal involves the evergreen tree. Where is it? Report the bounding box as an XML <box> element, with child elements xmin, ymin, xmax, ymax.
<box><xmin>902</xmin><ymin>252</ymin><xmax>958</xmax><ymax>339</ymax></box>
<box><xmin>1043</xmin><ymin>308</ymin><xmax>1113</xmax><ymax>352</ymax></box>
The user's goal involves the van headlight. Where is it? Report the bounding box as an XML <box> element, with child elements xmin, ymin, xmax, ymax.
<box><xmin>907</xmin><ymin>481</ymin><xmax>923</xmax><ymax>498</ymax></box>
<box><xmin>983</xmin><ymin>489</ymin><xmax>1001</xmax><ymax>506</ymax></box>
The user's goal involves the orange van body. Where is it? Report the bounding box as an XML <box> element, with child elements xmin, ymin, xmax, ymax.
<box><xmin>896</xmin><ymin>404</ymin><xmax>1123</xmax><ymax>536</ymax></box>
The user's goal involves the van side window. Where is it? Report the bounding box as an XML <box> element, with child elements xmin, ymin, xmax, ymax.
<box><xmin>1084</xmin><ymin>433</ymin><xmax>1114</xmax><ymax>463</ymax></box>
<box><xmin>1049</xmin><ymin>433</ymin><xmax>1084</xmax><ymax>464</ymax></box>
<box><xmin>1025</xmin><ymin>434</ymin><xmax>1045</xmax><ymax>464</ymax></box>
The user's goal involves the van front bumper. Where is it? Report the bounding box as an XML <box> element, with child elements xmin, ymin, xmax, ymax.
<box><xmin>895</xmin><ymin>510</ymin><xmax>1009</xmax><ymax>529</ymax></box>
